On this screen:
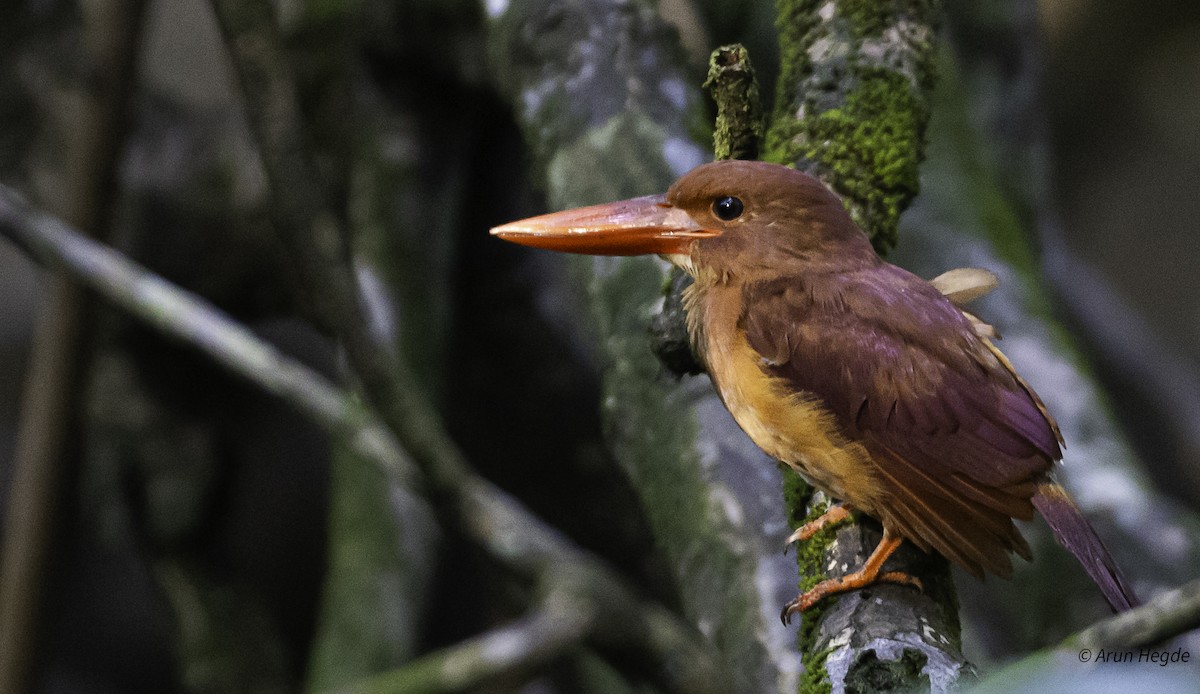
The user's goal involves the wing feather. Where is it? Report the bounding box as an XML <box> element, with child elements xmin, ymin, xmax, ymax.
<box><xmin>742</xmin><ymin>264</ymin><xmax>1056</xmax><ymax>577</ymax></box>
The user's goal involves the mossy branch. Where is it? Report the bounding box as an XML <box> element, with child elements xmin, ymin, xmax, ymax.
<box><xmin>765</xmin><ymin>0</ymin><xmax>941</xmax><ymax>255</ymax></box>
<box><xmin>766</xmin><ymin>2</ymin><xmax>964</xmax><ymax>691</ymax></box>
<box><xmin>704</xmin><ymin>43</ymin><xmax>764</xmax><ymax>161</ymax></box>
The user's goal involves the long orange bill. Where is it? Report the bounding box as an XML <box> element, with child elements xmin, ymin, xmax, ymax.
<box><xmin>490</xmin><ymin>194</ymin><xmax>718</xmax><ymax>256</ymax></box>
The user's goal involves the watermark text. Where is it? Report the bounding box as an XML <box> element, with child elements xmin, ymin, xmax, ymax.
<box><xmin>1078</xmin><ymin>647</ymin><xmax>1191</xmax><ymax>666</ymax></box>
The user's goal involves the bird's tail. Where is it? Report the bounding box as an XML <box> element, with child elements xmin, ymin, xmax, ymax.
<box><xmin>1032</xmin><ymin>479</ymin><xmax>1140</xmax><ymax>612</ymax></box>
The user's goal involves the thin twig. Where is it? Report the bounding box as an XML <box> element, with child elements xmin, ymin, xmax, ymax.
<box><xmin>704</xmin><ymin>43</ymin><xmax>763</xmax><ymax>161</ymax></box>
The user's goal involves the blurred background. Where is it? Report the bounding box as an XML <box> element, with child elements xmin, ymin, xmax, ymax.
<box><xmin>0</xmin><ymin>0</ymin><xmax>1198</xmax><ymax>692</ymax></box>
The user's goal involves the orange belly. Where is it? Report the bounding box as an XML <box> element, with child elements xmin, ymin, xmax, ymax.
<box><xmin>690</xmin><ymin>281</ymin><xmax>883</xmax><ymax>512</ymax></box>
<box><xmin>710</xmin><ymin>329</ymin><xmax>882</xmax><ymax>508</ymax></box>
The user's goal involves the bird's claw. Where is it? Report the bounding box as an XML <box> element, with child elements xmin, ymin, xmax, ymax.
<box><xmin>779</xmin><ymin>571</ymin><xmax>924</xmax><ymax>625</ymax></box>
<box><xmin>780</xmin><ymin>599</ymin><xmax>802</xmax><ymax>625</ymax></box>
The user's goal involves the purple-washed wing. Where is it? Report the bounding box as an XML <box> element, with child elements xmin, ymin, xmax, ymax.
<box><xmin>741</xmin><ymin>263</ymin><xmax>1059</xmax><ymax>578</ymax></box>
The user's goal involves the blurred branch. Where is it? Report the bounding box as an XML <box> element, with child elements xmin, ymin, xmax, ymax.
<box><xmin>339</xmin><ymin>586</ymin><xmax>597</xmax><ymax>694</ymax></box>
<box><xmin>976</xmin><ymin>576</ymin><xmax>1200</xmax><ymax>687</ymax></box>
<box><xmin>1066</xmin><ymin>577</ymin><xmax>1200</xmax><ymax>653</ymax></box>
<box><xmin>486</xmin><ymin>2</ymin><xmax>800</xmax><ymax>689</ymax></box>
<box><xmin>0</xmin><ymin>181</ymin><xmax>726</xmax><ymax>692</ymax></box>
<box><xmin>0</xmin><ymin>2</ymin><xmax>148</xmax><ymax>692</ymax></box>
<box><xmin>126</xmin><ymin>2</ymin><xmax>733</xmax><ymax>688</ymax></box>
<box><xmin>0</xmin><ymin>186</ymin><xmax>415</xmax><ymax>480</ymax></box>
<box><xmin>1041</xmin><ymin>223</ymin><xmax>1200</xmax><ymax>496</ymax></box>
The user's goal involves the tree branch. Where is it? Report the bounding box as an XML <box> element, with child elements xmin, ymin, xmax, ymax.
<box><xmin>1066</xmin><ymin>577</ymin><xmax>1200</xmax><ymax>653</ymax></box>
<box><xmin>487</xmin><ymin>2</ymin><xmax>804</xmax><ymax>689</ymax></box>
<box><xmin>0</xmin><ymin>186</ymin><xmax>415</xmax><ymax>479</ymax></box>
<box><xmin>0</xmin><ymin>2</ymin><xmax>148</xmax><ymax>692</ymax></box>
<box><xmin>766</xmin><ymin>0</ymin><xmax>938</xmax><ymax>255</ymax></box>
<box><xmin>339</xmin><ymin>588</ymin><xmax>597</xmax><ymax>694</ymax></box>
<box><xmin>764</xmin><ymin>3</ymin><xmax>964</xmax><ymax>690</ymax></box>
<box><xmin>0</xmin><ymin>182</ymin><xmax>727</xmax><ymax>692</ymax></box>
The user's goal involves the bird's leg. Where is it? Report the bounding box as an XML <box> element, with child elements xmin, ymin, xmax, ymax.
<box><xmin>785</xmin><ymin>502</ymin><xmax>853</xmax><ymax>549</ymax></box>
<box><xmin>781</xmin><ymin>527</ymin><xmax>923</xmax><ymax>624</ymax></box>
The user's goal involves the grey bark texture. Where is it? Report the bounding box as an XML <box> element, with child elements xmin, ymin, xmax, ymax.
<box><xmin>486</xmin><ymin>1</ymin><xmax>805</xmax><ymax>691</ymax></box>
<box><xmin>763</xmin><ymin>2</ymin><xmax>970</xmax><ymax>691</ymax></box>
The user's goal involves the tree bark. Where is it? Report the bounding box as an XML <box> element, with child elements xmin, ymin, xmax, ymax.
<box><xmin>486</xmin><ymin>1</ymin><xmax>806</xmax><ymax>690</ymax></box>
<box><xmin>765</xmin><ymin>2</ymin><xmax>968</xmax><ymax>691</ymax></box>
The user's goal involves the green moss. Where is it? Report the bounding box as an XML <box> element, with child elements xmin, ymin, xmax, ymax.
<box><xmin>783</xmin><ymin>474</ymin><xmax>838</xmax><ymax>593</ymax></box>
<box><xmin>783</xmin><ymin>475</ymin><xmax>843</xmax><ymax>694</ymax></box>
<box><xmin>766</xmin><ymin>64</ymin><xmax>933</xmax><ymax>254</ymax></box>
<box><xmin>805</xmin><ymin>70</ymin><xmax>929</xmax><ymax>253</ymax></box>
<box><xmin>766</xmin><ymin>0</ymin><xmax>941</xmax><ymax>255</ymax></box>
<box><xmin>837</xmin><ymin>0</ymin><xmax>892</xmax><ymax>37</ymax></box>
<box><xmin>799</xmin><ymin>627</ymin><xmax>835</xmax><ymax>694</ymax></box>
<box><xmin>782</xmin><ymin>464</ymin><xmax>814</xmax><ymax>527</ymax></box>
<box><xmin>704</xmin><ymin>44</ymin><xmax>764</xmax><ymax>160</ymax></box>
<box><xmin>840</xmin><ymin>0</ymin><xmax>941</xmax><ymax>38</ymax></box>
<box><xmin>767</xmin><ymin>0</ymin><xmax>820</xmax><ymax>160</ymax></box>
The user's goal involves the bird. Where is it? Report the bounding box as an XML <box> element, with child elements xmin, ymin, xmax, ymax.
<box><xmin>490</xmin><ymin>159</ymin><xmax>1139</xmax><ymax>621</ymax></box>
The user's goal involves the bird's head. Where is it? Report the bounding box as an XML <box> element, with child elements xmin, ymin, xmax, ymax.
<box><xmin>490</xmin><ymin>160</ymin><xmax>878</xmax><ymax>279</ymax></box>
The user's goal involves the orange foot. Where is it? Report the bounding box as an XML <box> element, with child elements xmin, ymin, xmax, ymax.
<box><xmin>781</xmin><ymin>528</ymin><xmax>923</xmax><ymax>625</ymax></box>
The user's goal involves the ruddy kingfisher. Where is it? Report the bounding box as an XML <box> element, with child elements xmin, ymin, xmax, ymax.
<box><xmin>491</xmin><ymin>160</ymin><xmax>1139</xmax><ymax>621</ymax></box>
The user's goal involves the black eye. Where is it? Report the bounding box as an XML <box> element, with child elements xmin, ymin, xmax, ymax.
<box><xmin>712</xmin><ymin>195</ymin><xmax>744</xmax><ymax>221</ymax></box>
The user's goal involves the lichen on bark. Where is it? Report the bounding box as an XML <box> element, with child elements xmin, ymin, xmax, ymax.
<box><xmin>704</xmin><ymin>43</ymin><xmax>764</xmax><ymax>161</ymax></box>
<box><xmin>765</xmin><ymin>0</ymin><xmax>941</xmax><ymax>255</ymax></box>
<box><xmin>487</xmin><ymin>3</ymin><xmax>798</xmax><ymax>690</ymax></box>
<box><xmin>765</xmin><ymin>2</ymin><xmax>965</xmax><ymax>691</ymax></box>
